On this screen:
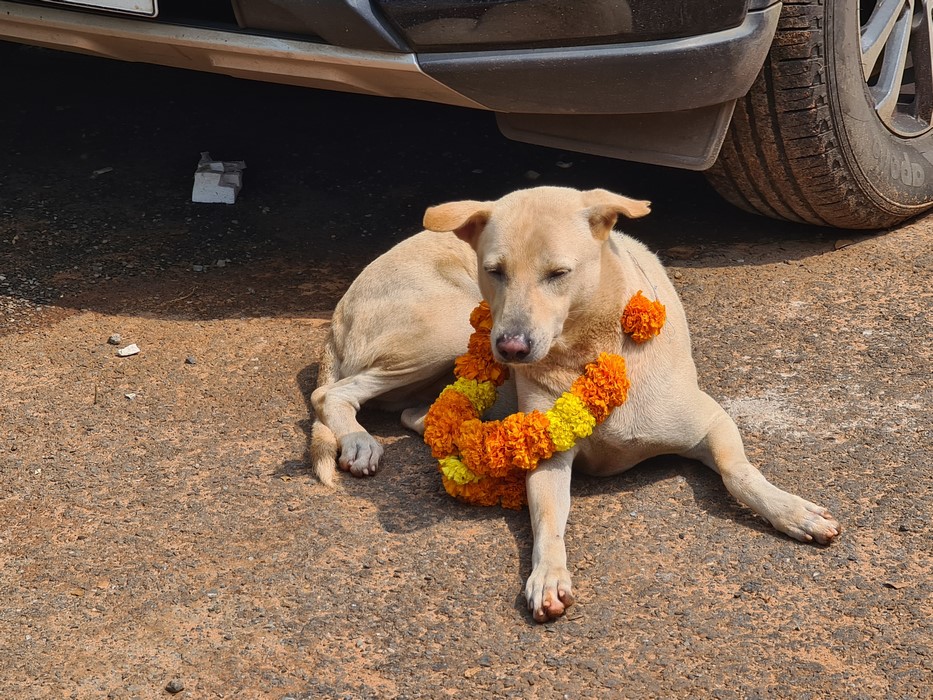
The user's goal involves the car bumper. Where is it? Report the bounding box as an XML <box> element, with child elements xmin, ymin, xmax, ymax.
<box><xmin>0</xmin><ymin>0</ymin><xmax>781</xmax><ymax>169</ymax></box>
<box><xmin>2</xmin><ymin>1</ymin><xmax>778</xmax><ymax>116</ymax></box>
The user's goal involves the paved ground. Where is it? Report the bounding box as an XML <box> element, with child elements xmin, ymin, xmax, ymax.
<box><xmin>1</xmin><ymin>42</ymin><xmax>930</xmax><ymax>699</ymax></box>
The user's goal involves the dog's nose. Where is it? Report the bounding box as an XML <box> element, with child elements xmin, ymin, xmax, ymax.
<box><xmin>496</xmin><ymin>333</ymin><xmax>531</xmax><ymax>361</ymax></box>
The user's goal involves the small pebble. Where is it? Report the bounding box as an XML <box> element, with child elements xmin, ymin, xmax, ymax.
<box><xmin>524</xmin><ymin>170</ymin><xmax>541</xmax><ymax>180</ymax></box>
<box><xmin>185</xmin><ymin>356</ymin><xmax>197</xmax><ymax>365</ymax></box>
<box><xmin>165</xmin><ymin>679</ymin><xmax>185</xmax><ymax>694</ymax></box>
<box><xmin>107</xmin><ymin>334</ymin><xmax>121</xmax><ymax>345</ymax></box>
<box><xmin>116</xmin><ymin>344</ymin><xmax>140</xmax><ymax>357</ymax></box>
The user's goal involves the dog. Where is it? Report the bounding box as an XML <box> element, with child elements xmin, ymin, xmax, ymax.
<box><xmin>311</xmin><ymin>186</ymin><xmax>841</xmax><ymax>622</ymax></box>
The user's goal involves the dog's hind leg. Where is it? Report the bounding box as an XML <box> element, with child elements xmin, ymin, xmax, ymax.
<box><xmin>681</xmin><ymin>393</ymin><xmax>841</xmax><ymax>544</ymax></box>
<box><xmin>312</xmin><ymin>364</ymin><xmax>451</xmax><ymax>479</ymax></box>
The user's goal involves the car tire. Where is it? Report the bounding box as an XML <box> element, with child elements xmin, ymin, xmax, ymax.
<box><xmin>706</xmin><ymin>0</ymin><xmax>933</xmax><ymax>229</ymax></box>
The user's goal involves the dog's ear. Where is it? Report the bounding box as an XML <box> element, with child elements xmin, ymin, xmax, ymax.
<box><xmin>423</xmin><ymin>200</ymin><xmax>492</xmax><ymax>248</ymax></box>
<box><xmin>582</xmin><ymin>189</ymin><xmax>651</xmax><ymax>241</ymax></box>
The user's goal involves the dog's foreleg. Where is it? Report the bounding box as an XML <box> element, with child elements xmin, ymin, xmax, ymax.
<box><xmin>525</xmin><ymin>450</ymin><xmax>577</xmax><ymax>622</ymax></box>
<box><xmin>682</xmin><ymin>394</ymin><xmax>841</xmax><ymax>544</ymax></box>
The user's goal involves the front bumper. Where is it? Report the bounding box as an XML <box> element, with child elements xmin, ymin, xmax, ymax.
<box><xmin>0</xmin><ymin>0</ymin><xmax>781</xmax><ymax>169</ymax></box>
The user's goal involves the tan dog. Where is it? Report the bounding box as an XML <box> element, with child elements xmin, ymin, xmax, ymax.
<box><xmin>311</xmin><ymin>186</ymin><xmax>841</xmax><ymax>622</ymax></box>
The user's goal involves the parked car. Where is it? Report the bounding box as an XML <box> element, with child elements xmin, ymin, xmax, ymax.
<box><xmin>2</xmin><ymin>0</ymin><xmax>930</xmax><ymax>229</ymax></box>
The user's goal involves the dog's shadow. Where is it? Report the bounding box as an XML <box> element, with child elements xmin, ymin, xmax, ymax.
<box><xmin>285</xmin><ymin>363</ymin><xmax>776</xmax><ymax>618</ymax></box>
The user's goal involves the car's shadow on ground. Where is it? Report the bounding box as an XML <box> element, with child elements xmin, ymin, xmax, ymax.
<box><xmin>1</xmin><ymin>41</ymin><xmax>857</xmax><ymax>330</ymax></box>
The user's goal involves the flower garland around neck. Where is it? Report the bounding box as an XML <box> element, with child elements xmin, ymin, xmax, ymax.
<box><xmin>423</xmin><ymin>291</ymin><xmax>666</xmax><ymax>509</ymax></box>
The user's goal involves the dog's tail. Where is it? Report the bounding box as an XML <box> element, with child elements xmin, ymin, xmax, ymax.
<box><xmin>310</xmin><ymin>341</ymin><xmax>340</xmax><ymax>488</ymax></box>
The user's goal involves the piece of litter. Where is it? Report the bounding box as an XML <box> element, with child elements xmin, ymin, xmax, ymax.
<box><xmin>556</xmin><ymin>160</ymin><xmax>573</xmax><ymax>168</ymax></box>
<box><xmin>107</xmin><ymin>333</ymin><xmax>122</xmax><ymax>345</ymax></box>
<box><xmin>91</xmin><ymin>166</ymin><xmax>114</xmax><ymax>177</ymax></box>
<box><xmin>116</xmin><ymin>344</ymin><xmax>140</xmax><ymax>357</ymax></box>
<box><xmin>192</xmin><ymin>152</ymin><xmax>246</xmax><ymax>204</ymax></box>
<box><xmin>185</xmin><ymin>356</ymin><xmax>197</xmax><ymax>365</ymax></box>
<box><xmin>125</xmin><ymin>393</ymin><xmax>137</xmax><ymax>400</ymax></box>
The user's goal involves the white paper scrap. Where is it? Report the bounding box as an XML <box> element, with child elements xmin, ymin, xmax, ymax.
<box><xmin>192</xmin><ymin>152</ymin><xmax>246</xmax><ymax>204</ymax></box>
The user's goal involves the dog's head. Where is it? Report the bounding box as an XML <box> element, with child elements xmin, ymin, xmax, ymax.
<box><xmin>424</xmin><ymin>186</ymin><xmax>650</xmax><ymax>365</ymax></box>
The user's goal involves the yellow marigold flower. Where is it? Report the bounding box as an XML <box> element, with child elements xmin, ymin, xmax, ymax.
<box><xmin>621</xmin><ymin>290</ymin><xmax>666</xmax><ymax>343</ymax></box>
<box><xmin>547</xmin><ymin>393</ymin><xmax>596</xmax><ymax>450</ymax></box>
<box><xmin>452</xmin><ymin>378</ymin><xmax>498</xmax><ymax>414</ymax></box>
<box><xmin>439</xmin><ymin>456</ymin><xmax>481</xmax><ymax>485</ymax></box>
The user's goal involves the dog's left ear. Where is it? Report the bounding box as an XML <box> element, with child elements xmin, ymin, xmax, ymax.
<box><xmin>423</xmin><ymin>200</ymin><xmax>493</xmax><ymax>248</ymax></box>
<box><xmin>582</xmin><ymin>189</ymin><xmax>651</xmax><ymax>241</ymax></box>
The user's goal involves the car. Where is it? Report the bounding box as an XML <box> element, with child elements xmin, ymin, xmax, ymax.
<box><xmin>1</xmin><ymin>0</ymin><xmax>930</xmax><ymax>229</ymax></box>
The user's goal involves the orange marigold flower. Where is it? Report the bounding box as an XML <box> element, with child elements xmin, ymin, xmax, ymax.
<box><xmin>456</xmin><ymin>418</ymin><xmax>490</xmax><ymax>475</ymax></box>
<box><xmin>500</xmin><ymin>411</ymin><xmax>555</xmax><ymax>471</ymax></box>
<box><xmin>423</xmin><ymin>390</ymin><xmax>478</xmax><ymax>458</ymax></box>
<box><xmin>454</xmin><ymin>328</ymin><xmax>509</xmax><ymax>386</ymax></box>
<box><xmin>571</xmin><ymin>353</ymin><xmax>630</xmax><ymax>422</ymax></box>
<box><xmin>621</xmin><ymin>290</ymin><xmax>666</xmax><ymax>343</ymax></box>
<box><xmin>469</xmin><ymin>301</ymin><xmax>495</xmax><ymax>333</ymax></box>
<box><xmin>441</xmin><ymin>470</ymin><xmax>527</xmax><ymax>509</ymax></box>
<box><xmin>470</xmin><ymin>421</ymin><xmax>512</xmax><ymax>478</ymax></box>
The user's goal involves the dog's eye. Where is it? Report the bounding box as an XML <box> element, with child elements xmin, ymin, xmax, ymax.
<box><xmin>484</xmin><ymin>265</ymin><xmax>505</xmax><ymax>280</ymax></box>
<box><xmin>547</xmin><ymin>268</ymin><xmax>571</xmax><ymax>282</ymax></box>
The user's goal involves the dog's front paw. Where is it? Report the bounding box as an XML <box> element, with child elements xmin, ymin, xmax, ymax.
<box><xmin>337</xmin><ymin>431</ymin><xmax>384</xmax><ymax>477</ymax></box>
<box><xmin>525</xmin><ymin>564</ymin><xmax>575</xmax><ymax>623</ymax></box>
<box><xmin>769</xmin><ymin>495</ymin><xmax>841</xmax><ymax>545</ymax></box>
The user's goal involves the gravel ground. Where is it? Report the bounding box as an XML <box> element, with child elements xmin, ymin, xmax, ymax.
<box><xmin>1</xmin><ymin>42</ymin><xmax>931</xmax><ymax>699</ymax></box>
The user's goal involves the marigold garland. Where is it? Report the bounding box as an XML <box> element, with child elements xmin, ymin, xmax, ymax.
<box><xmin>425</xmin><ymin>294</ymin><xmax>663</xmax><ymax>509</ymax></box>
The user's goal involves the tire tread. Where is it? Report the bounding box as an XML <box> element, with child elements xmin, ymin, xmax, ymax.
<box><xmin>706</xmin><ymin>0</ymin><xmax>922</xmax><ymax>228</ymax></box>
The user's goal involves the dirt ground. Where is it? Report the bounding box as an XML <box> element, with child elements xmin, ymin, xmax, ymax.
<box><xmin>1</xmin><ymin>43</ymin><xmax>931</xmax><ymax>699</ymax></box>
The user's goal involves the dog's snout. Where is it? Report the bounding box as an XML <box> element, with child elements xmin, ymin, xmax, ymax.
<box><xmin>496</xmin><ymin>333</ymin><xmax>532</xmax><ymax>361</ymax></box>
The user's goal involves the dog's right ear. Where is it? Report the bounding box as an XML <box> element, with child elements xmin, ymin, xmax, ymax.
<box><xmin>423</xmin><ymin>200</ymin><xmax>492</xmax><ymax>248</ymax></box>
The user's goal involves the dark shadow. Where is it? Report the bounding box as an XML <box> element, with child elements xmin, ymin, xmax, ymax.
<box><xmin>0</xmin><ymin>41</ymin><xmax>884</xmax><ymax>329</ymax></box>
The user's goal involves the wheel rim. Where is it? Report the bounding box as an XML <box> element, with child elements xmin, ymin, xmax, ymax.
<box><xmin>860</xmin><ymin>0</ymin><xmax>933</xmax><ymax>137</ymax></box>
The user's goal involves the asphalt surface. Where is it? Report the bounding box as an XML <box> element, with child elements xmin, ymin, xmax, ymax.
<box><xmin>1</xmin><ymin>41</ymin><xmax>931</xmax><ymax>699</ymax></box>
